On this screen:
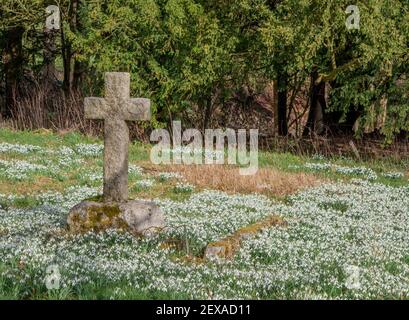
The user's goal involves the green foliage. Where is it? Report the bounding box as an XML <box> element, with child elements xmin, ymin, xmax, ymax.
<box><xmin>70</xmin><ymin>0</ymin><xmax>246</xmax><ymax>125</ymax></box>
<box><xmin>325</xmin><ymin>1</ymin><xmax>409</xmax><ymax>140</ymax></box>
<box><xmin>0</xmin><ymin>0</ymin><xmax>408</xmax><ymax>138</ymax></box>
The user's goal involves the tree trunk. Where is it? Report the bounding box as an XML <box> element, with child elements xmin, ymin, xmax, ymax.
<box><xmin>42</xmin><ymin>28</ymin><xmax>58</xmax><ymax>87</ymax></box>
<box><xmin>61</xmin><ymin>27</ymin><xmax>71</xmax><ymax>92</ymax></box>
<box><xmin>3</xmin><ymin>27</ymin><xmax>24</xmax><ymax>119</ymax></box>
<box><xmin>73</xmin><ymin>60</ymin><xmax>85</xmax><ymax>91</ymax></box>
<box><xmin>61</xmin><ymin>0</ymin><xmax>79</xmax><ymax>92</ymax></box>
<box><xmin>276</xmin><ymin>72</ymin><xmax>288</xmax><ymax>136</ymax></box>
<box><xmin>203</xmin><ymin>98</ymin><xmax>212</xmax><ymax>131</ymax></box>
<box><xmin>304</xmin><ymin>70</ymin><xmax>326</xmax><ymax>136</ymax></box>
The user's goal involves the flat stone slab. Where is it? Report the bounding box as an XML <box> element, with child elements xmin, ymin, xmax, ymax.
<box><xmin>67</xmin><ymin>199</ymin><xmax>165</xmax><ymax>236</ymax></box>
<box><xmin>204</xmin><ymin>215</ymin><xmax>287</xmax><ymax>261</ymax></box>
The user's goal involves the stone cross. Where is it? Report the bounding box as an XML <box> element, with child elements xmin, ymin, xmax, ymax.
<box><xmin>84</xmin><ymin>72</ymin><xmax>150</xmax><ymax>202</ymax></box>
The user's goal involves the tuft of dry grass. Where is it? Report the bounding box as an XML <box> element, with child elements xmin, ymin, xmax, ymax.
<box><xmin>145</xmin><ymin>163</ymin><xmax>324</xmax><ymax>197</ymax></box>
<box><xmin>0</xmin><ymin>176</ymin><xmax>65</xmax><ymax>195</ymax></box>
<box><xmin>7</xmin><ymin>83</ymin><xmax>103</xmax><ymax>136</ymax></box>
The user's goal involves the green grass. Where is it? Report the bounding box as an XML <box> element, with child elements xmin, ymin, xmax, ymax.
<box><xmin>0</xmin><ymin>127</ymin><xmax>408</xmax><ymax>204</ymax></box>
<box><xmin>0</xmin><ymin>128</ymin><xmax>204</xmax><ymax>205</ymax></box>
<box><xmin>0</xmin><ymin>268</ymin><xmax>189</xmax><ymax>300</ymax></box>
<box><xmin>0</xmin><ymin>128</ymin><xmax>99</xmax><ymax>148</ymax></box>
<box><xmin>259</xmin><ymin>150</ymin><xmax>408</xmax><ymax>185</ymax></box>
<box><xmin>0</xmin><ymin>127</ymin><xmax>407</xmax><ymax>202</ymax></box>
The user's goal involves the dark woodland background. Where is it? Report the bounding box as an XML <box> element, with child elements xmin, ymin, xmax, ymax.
<box><xmin>1</xmin><ymin>1</ymin><xmax>408</xmax><ymax>158</ymax></box>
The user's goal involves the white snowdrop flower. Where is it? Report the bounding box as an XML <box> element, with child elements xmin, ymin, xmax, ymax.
<box><xmin>382</xmin><ymin>172</ymin><xmax>404</xmax><ymax>179</ymax></box>
<box><xmin>305</xmin><ymin>162</ymin><xmax>332</xmax><ymax>171</ymax></box>
<box><xmin>58</xmin><ymin>146</ymin><xmax>75</xmax><ymax>157</ymax></box>
<box><xmin>81</xmin><ymin>171</ymin><xmax>103</xmax><ymax>182</ymax></box>
<box><xmin>0</xmin><ymin>143</ymin><xmax>42</xmax><ymax>154</ymax></box>
<box><xmin>162</xmin><ymin>147</ymin><xmax>224</xmax><ymax>162</ymax></box>
<box><xmin>129</xmin><ymin>165</ymin><xmax>143</xmax><ymax>176</ymax></box>
<box><xmin>75</xmin><ymin>144</ymin><xmax>103</xmax><ymax>157</ymax></box>
<box><xmin>135</xmin><ymin>179</ymin><xmax>155</xmax><ymax>189</ymax></box>
<box><xmin>173</xmin><ymin>182</ymin><xmax>195</xmax><ymax>193</ymax></box>
<box><xmin>0</xmin><ymin>159</ymin><xmax>47</xmax><ymax>180</ymax></box>
<box><xmin>304</xmin><ymin>162</ymin><xmax>378</xmax><ymax>180</ymax></box>
<box><xmin>158</xmin><ymin>172</ymin><xmax>183</xmax><ymax>181</ymax></box>
<box><xmin>312</xmin><ymin>154</ymin><xmax>326</xmax><ymax>161</ymax></box>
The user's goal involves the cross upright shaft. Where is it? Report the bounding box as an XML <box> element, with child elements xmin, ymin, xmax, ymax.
<box><xmin>84</xmin><ymin>72</ymin><xmax>151</xmax><ymax>202</ymax></box>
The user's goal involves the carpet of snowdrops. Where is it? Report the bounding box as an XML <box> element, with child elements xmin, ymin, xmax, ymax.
<box><xmin>0</xmin><ymin>139</ymin><xmax>408</xmax><ymax>299</ymax></box>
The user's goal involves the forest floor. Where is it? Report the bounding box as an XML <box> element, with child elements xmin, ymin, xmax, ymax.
<box><xmin>0</xmin><ymin>128</ymin><xmax>408</xmax><ymax>299</ymax></box>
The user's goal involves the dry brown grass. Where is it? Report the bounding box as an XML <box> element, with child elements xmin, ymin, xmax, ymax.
<box><xmin>0</xmin><ymin>176</ymin><xmax>65</xmax><ymax>195</ymax></box>
<box><xmin>144</xmin><ymin>163</ymin><xmax>324</xmax><ymax>197</ymax></box>
<box><xmin>7</xmin><ymin>84</ymin><xmax>103</xmax><ymax>135</ymax></box>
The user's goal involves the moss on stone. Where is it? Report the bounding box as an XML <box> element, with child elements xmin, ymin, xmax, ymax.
<box><xmin>86</xmin><ymin>203</ymin><xmax>120</xmax><ymax>218</ymax></box>
<box><xmin>68</xmin><ymin>200</ymin><xmax>164</xmax><ymax>236</ymax></box>
<box><xmin>83</xmin><ymin>204</ymin><xmax>126</xmax><ymax>232</ymax></box>
<box><xmin>85</xmin><ymin>194</ymin><xmax>104</xmax><ymax>202</ymax></box>
<box><xmin>204</xmin><ymin>215</ymin><xmax>287</xmax><ymax>260</ymax></box>
<box><xmin>68</xmin><ymin>202</ymin><xmax>129</xmax><ymax>233</ymax></box>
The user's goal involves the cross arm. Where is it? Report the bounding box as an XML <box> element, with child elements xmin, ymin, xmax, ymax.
<box><xmin>84</xmin><ymin>97</ymin><xmax>109</xmax><ymax>120</ymax></box>
<box><xmin>123</xmin><ymin>98</ymin><xmax>151</xmax><ymax>121</ymax></box>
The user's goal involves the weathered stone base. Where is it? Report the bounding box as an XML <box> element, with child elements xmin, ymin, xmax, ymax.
<box><xmin>67</xmin><ymin>200</ymin><xmax>165</xmax><ymax>236</ymax></box>
<box><xmin>204</xmin><ymin>215</ymin><xmax>287</xmax><ymax>261</ymax></box>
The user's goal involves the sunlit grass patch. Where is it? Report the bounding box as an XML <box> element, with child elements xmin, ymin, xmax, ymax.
<box><xmin>0</xmin><ymin>176</ymin><xmax>66</xmax><ymax>198</ymax></box>
<box><xmin>148</xmin><ymin>164</ymin><xmax>324</xmax><ymax>198</ymax></box>
<box><xmin>0</xmin><ymin>128</ymin><xmax>99</xmax><ymax>149</ymax></box>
